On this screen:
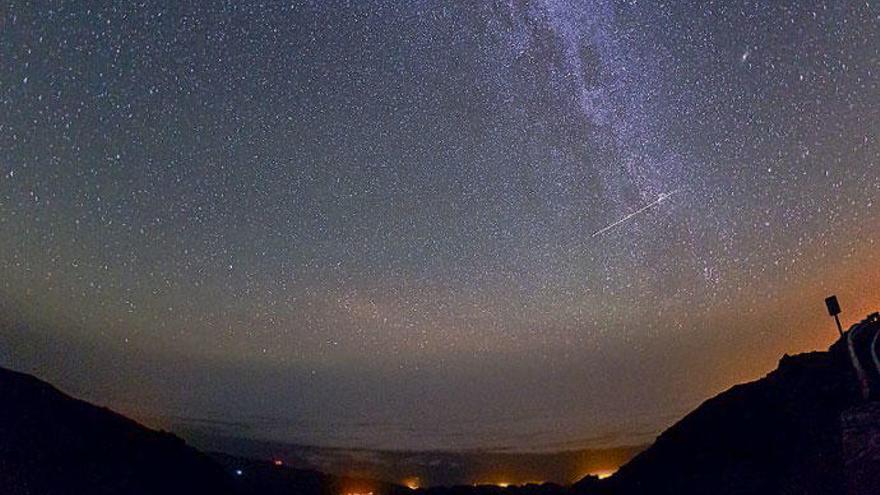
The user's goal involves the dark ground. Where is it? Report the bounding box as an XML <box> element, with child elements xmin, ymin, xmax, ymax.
<box><xmin>2</xmin><ymin>318</ymin><xmax>878</xmax><ymax>494</ymax></box>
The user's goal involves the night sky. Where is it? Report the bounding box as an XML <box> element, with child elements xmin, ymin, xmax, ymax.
<box><xmin>2</xmin><ymin>1</ymin><xmax>879</xmax><ymax>452</ymax></box>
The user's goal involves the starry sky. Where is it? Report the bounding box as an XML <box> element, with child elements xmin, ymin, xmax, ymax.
<box><xmin>1</xmin><ymin>1</ymin><xmax>879</xmax><ymax>452</ymax></box>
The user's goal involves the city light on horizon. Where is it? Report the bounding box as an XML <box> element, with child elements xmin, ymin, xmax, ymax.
<box><xmin>2</xmin><ymin>2</ymin><xmax>879</xmax><ymax>488</ymax></box>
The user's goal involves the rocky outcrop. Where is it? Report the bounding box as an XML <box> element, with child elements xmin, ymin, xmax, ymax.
<box><xmin>841</xmin><ymin>401</ymin><xmax>880</xmax><ymax>495</ymax></box>
<box><xmin>577</xmin><ymin>322</ymin><xmax>877</xmax><ymax>495</ymax></box>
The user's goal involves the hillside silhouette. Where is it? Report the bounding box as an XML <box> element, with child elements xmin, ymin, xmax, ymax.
<box><xmin>576</xmin><ymin>313</ymin><xmax>880</xmax><ymax>495</ymax></box>
<box><xmin>0</xmin><ymin>364</ymin><xmax>415</xmax><ymax>495</ymax></box>
<box><xmin>0</xmin><ymin>365</ymin><xmax>238</xmax><ymax>494</ymax></box>
<box><xmin>2</xmin><ymin>313</ymin><xmax>880</xmax><ymax>494</ymax></box>
<box><xmin>580</xmin><ymin>346</ymin><xmax>854</xmax><ymax>494</ymax></box>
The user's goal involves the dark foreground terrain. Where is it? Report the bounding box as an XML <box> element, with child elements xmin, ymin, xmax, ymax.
<box><xmin>0</xmin><ymin>363</ymin><xmax>412</xmax><ymax>495</ymax></box>
<box><xmin>0</xmin><ymin>364</ymin><xmax>234</xmax><ymax>495</ymax></box>
<box><xmin>2</xmin><ymin>314</ymin><xmax>880</xmax><ymax>494</ymax></box>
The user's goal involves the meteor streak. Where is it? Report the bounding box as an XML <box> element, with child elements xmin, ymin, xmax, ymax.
<box><xmin>591</xmin><ymin>190</ymin><xmax>680</xmax><ymax>238</ymax></box>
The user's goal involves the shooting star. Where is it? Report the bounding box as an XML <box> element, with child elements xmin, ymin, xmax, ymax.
<box><xmin>591</xmin><ymin>190</ymin><xmax>681</xmax><ymax>238</ymax></box>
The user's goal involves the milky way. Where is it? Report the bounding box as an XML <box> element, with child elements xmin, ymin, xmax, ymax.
<box><xmin>1</xmin><ymin>1</ymin><xmax>879</xmax><ymax>451</ymax></box>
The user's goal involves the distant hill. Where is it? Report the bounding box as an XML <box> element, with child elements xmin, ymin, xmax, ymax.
<box><xmin>576</xmin><ymin>325</ymin><xmax>873</xmax><ymax>495</ymax></box>
<box><xmin>0</xmin><ymin>365</ymin><xmax>237</xmax><ymax>495</ymax></box>
<box><xmin>3</xmin><ymin>314</ymin><xmax>878</xmax><ymax>495</ymax></box>
<box><xmin>0</xmin><ymin>363</ymin><xmax>418</xmax><ymax>495</ymax></box>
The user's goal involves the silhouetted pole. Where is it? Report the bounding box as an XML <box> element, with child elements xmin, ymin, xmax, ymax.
<box><xmin>825</xmin><ymin>295</ymin><xmax>843</xmax><ymax>336</ymax></box>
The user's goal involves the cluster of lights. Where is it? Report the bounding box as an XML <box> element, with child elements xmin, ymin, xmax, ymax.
<box><xmin>238</xmin><ymin>463</ymin><xmax>612</xmax><ymax>489</ymax></box>
<box><xmin>580</xmin><ymin>470</ymin><xmax>615</xmax><ymax>480</ymax></box>
<box><xmin>474</xmin><ymin>481</ymin><xmax>513</xmax><ymax>488</ymax></box>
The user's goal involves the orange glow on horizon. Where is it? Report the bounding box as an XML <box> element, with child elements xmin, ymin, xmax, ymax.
<box><xmin>474</xmin><ymin>481</ymin><xmax>511</xmax><ymax>488</ymax></box>
<box><xmin>473</xmin><ymin>480</ymin><xmax>546</xmax><ymax>488</ymax></box>
<box><xmin>576</xmin><ymin>469</ymin><xmax>616</xmax><ymax>482</ymax></box>
<box><xmin>341</xmin><ymin>480</ymin><xmax>378</xmax><ymax>495</ymax></box>
<box><xmin>590</xmin><ymin>470</ymin><xmax>615</xmax><ymax>480</ymax></box>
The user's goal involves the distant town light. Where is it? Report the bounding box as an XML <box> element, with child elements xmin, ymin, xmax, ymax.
<box><xmin>585</xmin><ymin>470</ymin><xmax>615</xmax><ymax>480</ymax></box>
<box><xmin>235</xmin><ymin>469</ymin><xmax>244</xmax><ymax>476</ymax></box>
<box><xmin>576</xmin><ymin>470</ymin><xmax>616</xmax><ymax>482</ymax></box>
<box><xmin>273</xmin><ymin>459</ymin><xmax>284</xmax><ymax>466</ymax></box>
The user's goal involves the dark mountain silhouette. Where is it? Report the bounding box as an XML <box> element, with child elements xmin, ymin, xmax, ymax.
<box><xmin>0</xmin><ymin>364</ymin><xmax>414</xmax><ymax>495</ymax></box>
<box><xmin>0</xmin><ymin>365</ymin><xmax>238</xmax><ymax>495</ymax></box>
<box><xmin>3</xmin><ymin>313</ymin><xmax>879</xmax><ymax>495</ymax></box>
<box><xmin>575</xmin><ymin>316</ymin><xmax>880</xmax><ymax>495</ymax></box>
